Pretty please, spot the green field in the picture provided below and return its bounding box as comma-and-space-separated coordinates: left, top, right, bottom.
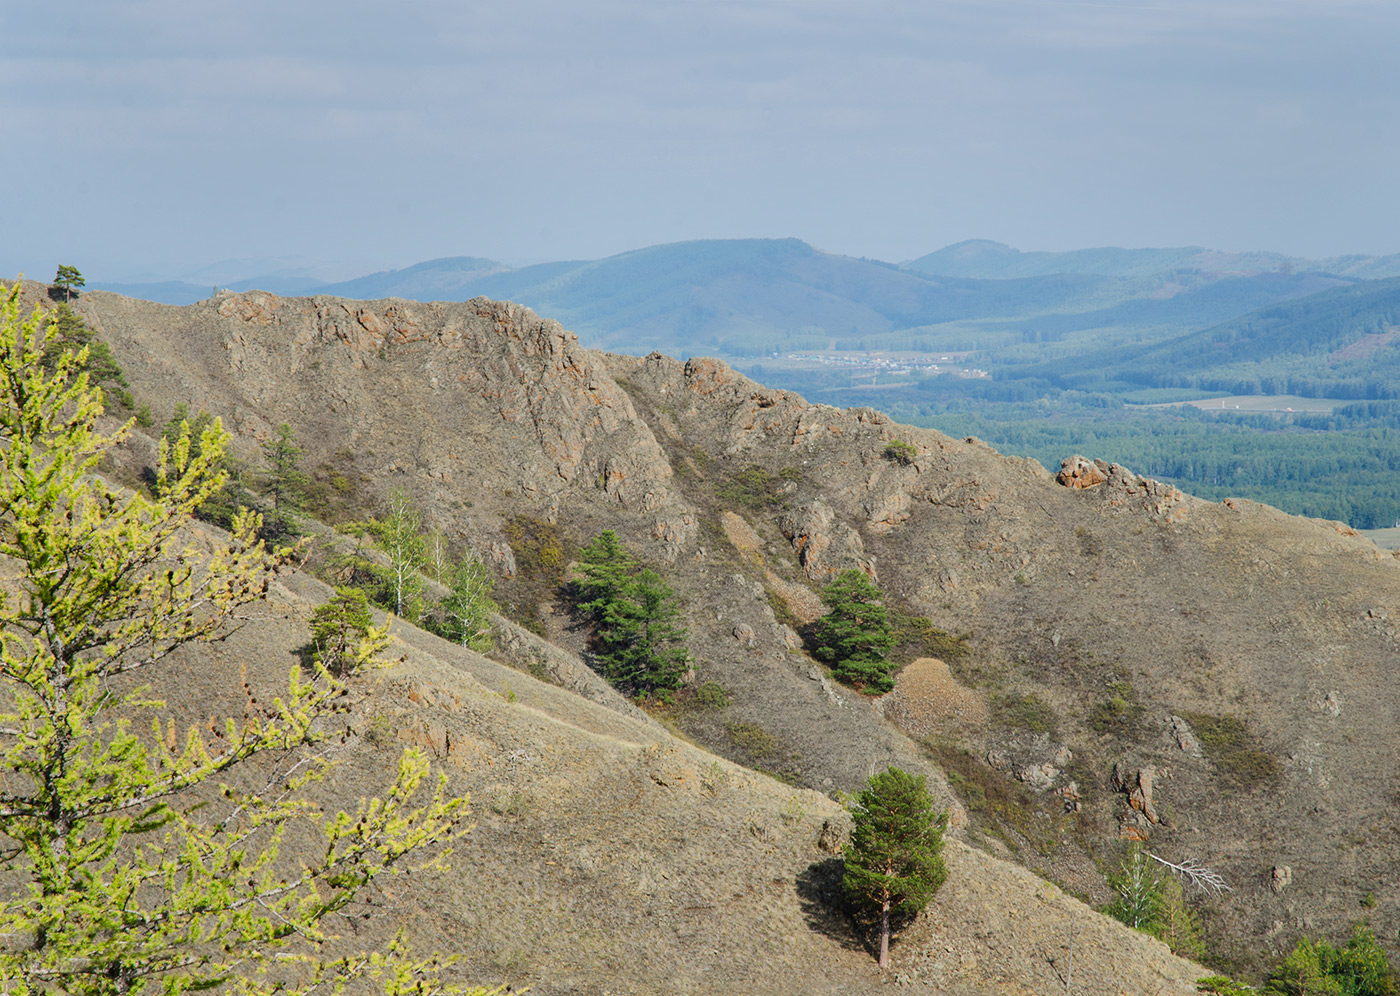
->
1149, 395, 1345, 414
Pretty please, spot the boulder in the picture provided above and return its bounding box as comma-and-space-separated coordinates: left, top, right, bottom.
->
1057, 455, 1109, 489
778, 499, 872, 580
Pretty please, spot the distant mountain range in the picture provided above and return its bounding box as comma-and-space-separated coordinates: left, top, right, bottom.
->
904, 238, 1400, 281
90, 237, 1400, 373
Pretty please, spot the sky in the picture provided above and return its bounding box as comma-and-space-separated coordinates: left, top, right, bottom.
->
4, 0, 1399, 283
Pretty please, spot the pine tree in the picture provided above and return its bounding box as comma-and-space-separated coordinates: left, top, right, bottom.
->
814, 569, 896, 692
842, 766, 948, 969
51, 263, 84, 302
40, 303, 127, 402
309, 585, 379, 676
0, 282, 484, 995
575, 529, 638, 621
572, 531, 690, 699
259, 422, 308, 541
601, 568, 691, 695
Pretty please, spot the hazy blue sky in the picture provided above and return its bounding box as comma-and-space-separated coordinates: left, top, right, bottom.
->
5, 0, 1398, 282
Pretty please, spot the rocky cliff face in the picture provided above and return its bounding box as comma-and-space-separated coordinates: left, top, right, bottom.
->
81, 289, 696, 557
51, 282, 1400, 979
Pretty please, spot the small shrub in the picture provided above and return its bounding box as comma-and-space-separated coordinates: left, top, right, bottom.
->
498, 513, 575, 631
779, 793, 806, 825
505, 514, 568, 578
1089, 682, 1147, 739
363, 713, 397, 748
695, 681, 732, 709
929, 742, 1061, 856
489, 787, 529, 818
883, 439, 918, 466
766, 587, 803, 631
992, 691, 1060, 737
303, 448, 374, 524
715, 464, 793, 512
702, 760, 729, 796
308, 587, 383, 677
726, 721, 781, 761
890, 612, 969, 663
1180, 711, 1282, 789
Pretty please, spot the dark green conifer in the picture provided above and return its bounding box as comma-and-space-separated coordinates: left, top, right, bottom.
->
572, 531, 690, 699
814, 569, 895, 692
843, 766, 948, 969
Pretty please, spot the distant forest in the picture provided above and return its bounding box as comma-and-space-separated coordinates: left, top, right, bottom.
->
741, 363, 1400, 529
905, 407, 1400, 529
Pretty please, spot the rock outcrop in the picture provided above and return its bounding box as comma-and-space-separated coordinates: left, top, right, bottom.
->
1057, 455, 1109, 488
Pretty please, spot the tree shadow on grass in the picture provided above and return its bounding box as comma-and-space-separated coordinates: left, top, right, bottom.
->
796, 857, 869, 956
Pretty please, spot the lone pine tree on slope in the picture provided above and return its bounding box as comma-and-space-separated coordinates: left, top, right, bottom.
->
51, 263, 84, 302
843, 766, 948, 969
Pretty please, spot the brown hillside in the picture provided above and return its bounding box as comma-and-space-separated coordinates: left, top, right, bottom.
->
143, 544, 1209, 995
39, 281, 1400, 980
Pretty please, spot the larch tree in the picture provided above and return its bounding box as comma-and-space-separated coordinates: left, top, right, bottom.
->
433, 554, 497, 652
0, 282, 488, 996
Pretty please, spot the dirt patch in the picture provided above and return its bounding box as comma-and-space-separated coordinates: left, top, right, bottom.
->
1329, 326, 1400, 361
721, 509, 764, 564
883, 657, 988, 740
765, 568, 826, 624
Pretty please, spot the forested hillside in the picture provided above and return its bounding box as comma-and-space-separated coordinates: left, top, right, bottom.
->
1026, 276, 1400, 399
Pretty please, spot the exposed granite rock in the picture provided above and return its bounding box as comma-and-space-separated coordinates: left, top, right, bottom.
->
1170, 715, 1204, 757
778, 499, 873, 580
1057, 455, 1108, 489
1113, 763, 1160, 825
